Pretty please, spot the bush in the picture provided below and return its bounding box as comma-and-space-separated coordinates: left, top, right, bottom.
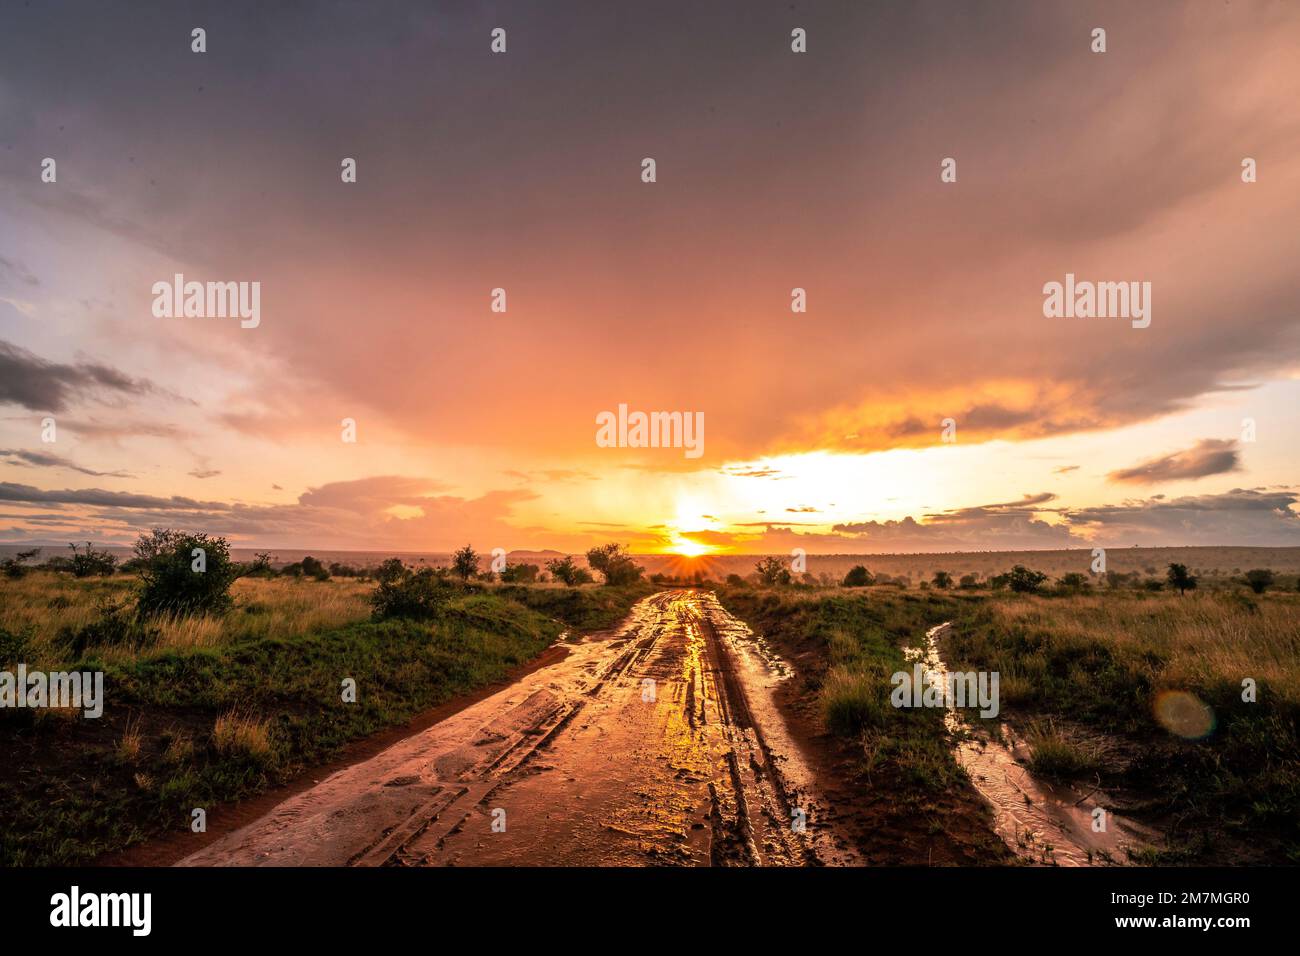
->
725, 573, 746, 588
59, 598, 161, 656
369, 566, 450, 621
755, 556, 792, 587
995, 565, 1048, 593
68, 542, 116, 578
585, 543, 644, 586
133, 530, 242, 617
1057, 572, 1090, 592
931, 570, 953, 590
301, 555, 330, 581
1244, 569, 1274, 594
1166, 563, 1197, 595
0, 627, 28, 666
452, 545, 480, 581
2, 548, 41, 579
842, 565, 874, 588
499, 562, 539, 583
546, 556, 592, 587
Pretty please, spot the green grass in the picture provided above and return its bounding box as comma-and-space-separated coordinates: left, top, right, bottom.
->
493, 582, 654, 633
945, 591, 1300, 860
0, 585, 648, 866
718, 587, 969, 794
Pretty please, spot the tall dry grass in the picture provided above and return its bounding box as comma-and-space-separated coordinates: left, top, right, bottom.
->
984, 591, 1300, 709
0, 572, 372, 664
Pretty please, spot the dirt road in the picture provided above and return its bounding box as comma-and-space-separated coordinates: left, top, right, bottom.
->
179, 590, 857, 867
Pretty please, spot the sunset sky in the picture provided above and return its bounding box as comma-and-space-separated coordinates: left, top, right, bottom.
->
2, 1, 1299, 555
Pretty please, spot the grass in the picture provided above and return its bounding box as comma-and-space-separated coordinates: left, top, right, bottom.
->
0, 572, 373, 666
718, 587, 970, 794
493, 582, 655, 632
0, 575, 650, 865
1022, 719, 1104, 780
945, 589, 1300, 860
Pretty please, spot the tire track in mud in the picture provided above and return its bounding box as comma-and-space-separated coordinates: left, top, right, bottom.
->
179, 590, 854, 867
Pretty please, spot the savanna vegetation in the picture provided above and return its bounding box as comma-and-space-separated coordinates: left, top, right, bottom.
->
717, 557, 1300, 864
0, 534, 650, 865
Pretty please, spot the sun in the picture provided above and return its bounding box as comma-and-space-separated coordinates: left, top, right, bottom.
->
670, 536, 714, 558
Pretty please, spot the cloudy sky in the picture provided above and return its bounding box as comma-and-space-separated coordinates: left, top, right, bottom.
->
2, 0, 1299, 554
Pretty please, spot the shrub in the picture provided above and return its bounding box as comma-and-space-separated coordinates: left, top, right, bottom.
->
242, 552, 277, 578
60, 598, 161, 656
1244, 569, 1275, 594
68, 542, 117, 578
133, 530, 242, 618
499, 562, 539, 583
585, 543, 644, 586
0, 627, 28, 667
546, 556, 592, 587
2, 548, 41, 579
369, 566, 449, 620
301, 555, 330, 581
755, 556, 792, 587
842, 565, 874, 588
1166, 563, 1197, 595
725, 573, 746, 588
996, 565, 1047, 593
451, 545, 480, 581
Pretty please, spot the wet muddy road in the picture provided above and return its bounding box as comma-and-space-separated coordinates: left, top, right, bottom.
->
181, 590, 856, 867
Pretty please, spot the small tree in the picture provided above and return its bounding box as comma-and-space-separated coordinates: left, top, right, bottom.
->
300, 555, 330, 581
243, 552, 276, 578
134, 530, 242, 617
1006, 565, 1048, 594
69, 542, 117, 578
546, 555, 592, 587
499, 562, 540, 584
1057, 572, 1089, 592
585, 543, 645, 586
451, 545, 480, 581
931, 570, 953, 590
1166, 563, 1197, 595
755, 556, 792, 587
842, 565, 874, 588
370, 566, 449, 620
1244, 568, 1274, 594
958, 573, 979, 589
2, 548, 40, 579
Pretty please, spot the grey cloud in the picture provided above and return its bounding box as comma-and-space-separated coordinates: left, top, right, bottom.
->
1108, 439, 1240, 485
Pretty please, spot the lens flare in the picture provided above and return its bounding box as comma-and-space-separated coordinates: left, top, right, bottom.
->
1152, 690, 1216, 740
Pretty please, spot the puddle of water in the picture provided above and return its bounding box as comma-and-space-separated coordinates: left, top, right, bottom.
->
916, 623, 1161, 866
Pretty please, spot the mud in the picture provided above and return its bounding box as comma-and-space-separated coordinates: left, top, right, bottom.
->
179, 590, 855, 867
920, 623, 1161, 866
